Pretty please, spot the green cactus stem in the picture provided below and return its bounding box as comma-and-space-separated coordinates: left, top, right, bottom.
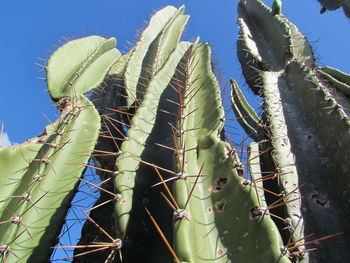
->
272, 0, 282, 15
114, 41, 192, 235
0, 96, 100, 262
169, 42, 289, 263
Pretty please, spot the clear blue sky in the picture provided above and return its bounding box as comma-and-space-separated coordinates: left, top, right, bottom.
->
1, 0, 349, 145
1, 0, 349, 261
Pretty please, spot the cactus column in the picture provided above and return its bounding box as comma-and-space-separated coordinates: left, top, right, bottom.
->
235, 0, 350, 261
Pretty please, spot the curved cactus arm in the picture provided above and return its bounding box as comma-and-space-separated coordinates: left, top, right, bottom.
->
237, 1, 350, 260
46, 36, 121, 101
236, 18, 265, 94
124, 5, 189, 108
317, 66, 350, 97
114, 42, 193, 234
238, 0, 314, 77
230, 79, 265, 141
0, 96, 100, 262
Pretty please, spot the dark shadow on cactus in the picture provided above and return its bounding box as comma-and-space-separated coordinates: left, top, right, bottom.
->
135, 35, 162, 102
73, 75, 124, 262
29, 186, 81, 262
117, 76, 180, 263
272, 74, 350, 262
257, 141, 290, 244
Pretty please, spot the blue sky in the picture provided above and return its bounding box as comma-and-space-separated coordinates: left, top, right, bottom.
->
1, 0, 349, 261
1, 0, 349, 145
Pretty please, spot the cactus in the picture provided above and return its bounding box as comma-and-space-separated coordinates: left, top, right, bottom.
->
123, 5, 189, 108
230, 79, 265, 141
1, 2, 347, 263
235, 0, 350, 261
114, 41, 192, 234
63, 5, 291, 262
317, 0, 350, 18
0, 96, 100, 262
272, 0, 282, 15
317, 66, 350, 97
47, 36, 121, 102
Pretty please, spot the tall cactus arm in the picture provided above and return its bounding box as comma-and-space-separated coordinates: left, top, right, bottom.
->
259, 71, 305, 256
171, 42, 289, 263
123, 5, 189, 108
111, 42, 193, 263
114, 42, 192, 234
46, 36, 121, 101
230, 79, 265, 141
238, 0, 314, 76
317, 66, 350, 97
0, 96, 100, 262
237, 0, 350, 261
172, 42, 226, 263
